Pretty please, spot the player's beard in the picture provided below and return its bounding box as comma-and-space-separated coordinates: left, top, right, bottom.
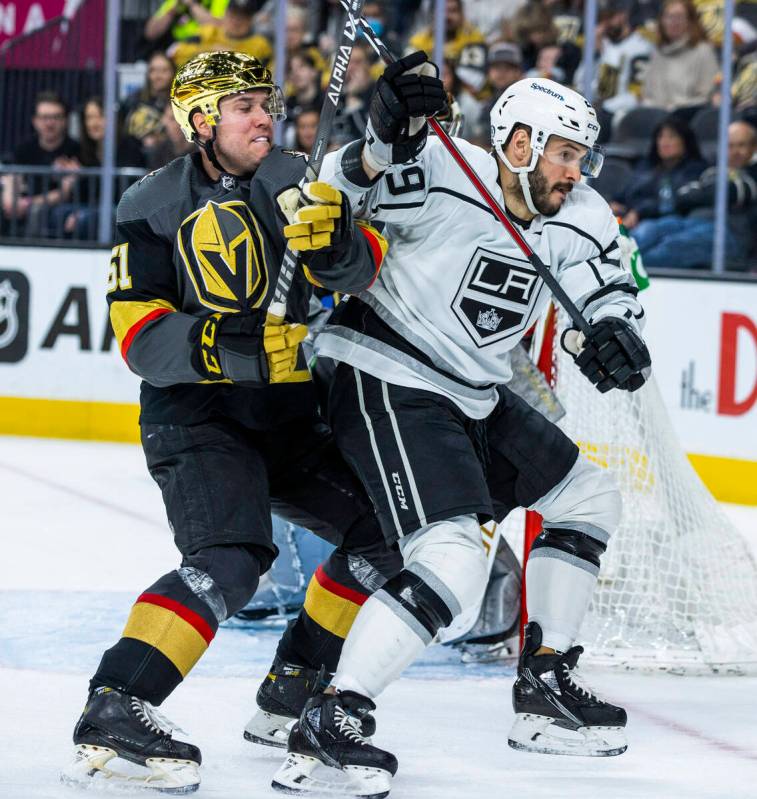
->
526, 162, 573, 217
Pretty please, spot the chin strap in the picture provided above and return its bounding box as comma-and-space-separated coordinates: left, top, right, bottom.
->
518, 171, 540, 216
193, 128, 248, 188
497, 146, 541, 217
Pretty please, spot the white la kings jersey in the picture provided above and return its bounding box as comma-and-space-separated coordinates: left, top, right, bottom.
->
316, 136, 645, 419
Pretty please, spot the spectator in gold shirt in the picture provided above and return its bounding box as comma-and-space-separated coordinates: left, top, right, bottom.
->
408, 0, 485, 61
170, 0, 272, 68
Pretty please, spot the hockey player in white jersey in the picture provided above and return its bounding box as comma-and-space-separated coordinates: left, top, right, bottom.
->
272, 53, 651, 796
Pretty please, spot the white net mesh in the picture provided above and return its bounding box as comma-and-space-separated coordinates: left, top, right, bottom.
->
515, 321, 757, 674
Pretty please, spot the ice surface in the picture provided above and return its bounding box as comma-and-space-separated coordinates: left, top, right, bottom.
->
2, 436, 757, 798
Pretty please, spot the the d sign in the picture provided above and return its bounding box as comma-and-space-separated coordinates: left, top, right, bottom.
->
718, 312, 757, 416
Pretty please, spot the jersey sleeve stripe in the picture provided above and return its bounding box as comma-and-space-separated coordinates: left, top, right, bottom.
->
357, 222, 388, 286
110, 299, 176, 361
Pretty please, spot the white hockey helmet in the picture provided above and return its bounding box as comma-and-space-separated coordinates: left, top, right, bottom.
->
490, 78, 603, 214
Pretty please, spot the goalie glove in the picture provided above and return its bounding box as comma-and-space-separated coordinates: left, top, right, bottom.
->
561, 317, 651, 394
363, 50, 448, 173
190, 312, 309, 385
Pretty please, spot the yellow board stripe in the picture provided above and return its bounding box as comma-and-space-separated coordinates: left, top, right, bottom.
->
0, 396, 755, 505
0, 396, 140, 442
687, 454, 757, 505
122, 601, 209, 678
303, 574, 362, 639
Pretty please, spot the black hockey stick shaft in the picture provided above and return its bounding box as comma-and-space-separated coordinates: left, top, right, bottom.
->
352, 13, 593, 338
267, 0, 367, 324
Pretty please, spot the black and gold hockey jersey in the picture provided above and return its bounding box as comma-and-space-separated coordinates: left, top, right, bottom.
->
107, 148, 386, 429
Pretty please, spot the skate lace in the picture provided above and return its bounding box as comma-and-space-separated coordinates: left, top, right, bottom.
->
334, 706, 368, 745
562, 664, 601, 701
130, 697, 186, 737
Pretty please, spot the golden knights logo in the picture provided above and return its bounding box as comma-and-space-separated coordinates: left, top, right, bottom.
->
452, 247, 543, 347
178, 200, 269, 312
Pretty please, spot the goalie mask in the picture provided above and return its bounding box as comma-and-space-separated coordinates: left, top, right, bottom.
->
171, 51, 286, 175
490, 78, 603, 215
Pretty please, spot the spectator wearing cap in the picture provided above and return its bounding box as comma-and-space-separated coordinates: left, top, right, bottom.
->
642, 0, 719, 115
632, 120, 757, 270
476, 43, 524, 140
170, 0, 272, 67
580, 0, 653, 119
1, 91, 80, 235
409, 0, 486, 62
145, 0, 229, 50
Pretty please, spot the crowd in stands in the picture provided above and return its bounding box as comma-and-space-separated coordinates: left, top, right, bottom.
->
1, 0, 756, 271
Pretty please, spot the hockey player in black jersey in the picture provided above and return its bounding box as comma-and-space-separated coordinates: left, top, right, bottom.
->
272, 54, 650, 796
61, 51, 403, 793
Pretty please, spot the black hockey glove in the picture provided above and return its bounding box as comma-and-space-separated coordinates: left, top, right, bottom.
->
190, 312, 308, 385
363, 50, 448, 173
562, 317, 651, 394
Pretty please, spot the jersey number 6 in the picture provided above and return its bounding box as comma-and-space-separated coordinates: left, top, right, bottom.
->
386, 166, 425, 196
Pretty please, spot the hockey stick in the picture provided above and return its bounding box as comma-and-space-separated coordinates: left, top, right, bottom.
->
347, 10, 594, 339
267, 0, 368, 324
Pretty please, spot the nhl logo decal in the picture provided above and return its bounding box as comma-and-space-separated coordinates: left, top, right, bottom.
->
452, 247, 543, 347
0, 270, 30, 363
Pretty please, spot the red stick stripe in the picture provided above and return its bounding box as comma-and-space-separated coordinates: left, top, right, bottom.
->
314, 565, 368, 606
136, 592, 215, 644
121, 308, 172, 361
358, 226, 384, 287
427, 118, 533, 256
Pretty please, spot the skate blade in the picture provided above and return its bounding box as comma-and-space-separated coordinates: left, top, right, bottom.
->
508, 713, 628, 757
244, 710, 296, 749
61, 744, 201, 793
272, 753, 392, 798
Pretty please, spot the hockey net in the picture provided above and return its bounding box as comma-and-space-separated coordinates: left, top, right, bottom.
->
506, 307, 757, 675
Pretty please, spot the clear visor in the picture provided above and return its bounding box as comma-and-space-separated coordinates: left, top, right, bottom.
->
542, 142, 604, 178
264, 86, 287, 122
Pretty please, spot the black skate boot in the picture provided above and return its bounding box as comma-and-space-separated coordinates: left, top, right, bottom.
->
61, 686, 201, 793
272, 691, 397, 798
245, 656, 375, 748
508, 622, 627, 757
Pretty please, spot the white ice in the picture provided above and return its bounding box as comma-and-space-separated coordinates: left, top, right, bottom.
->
2, 435, 757, 798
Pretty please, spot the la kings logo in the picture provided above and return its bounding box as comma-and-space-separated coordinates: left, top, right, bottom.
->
0, 270, 30, 363
452, 247, 542, 347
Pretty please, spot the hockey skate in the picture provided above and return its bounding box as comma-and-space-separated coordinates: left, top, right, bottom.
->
271, 691, 397, 798
508, 622, 628, 757
245, 656, 376, 748
61, 686, 201, 793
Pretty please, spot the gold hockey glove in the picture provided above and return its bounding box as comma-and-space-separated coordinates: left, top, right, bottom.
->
279, 182, 351, 253
263, 320, 310, 383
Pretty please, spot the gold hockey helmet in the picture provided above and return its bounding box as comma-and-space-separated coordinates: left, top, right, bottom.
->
171, 51, 286, 142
